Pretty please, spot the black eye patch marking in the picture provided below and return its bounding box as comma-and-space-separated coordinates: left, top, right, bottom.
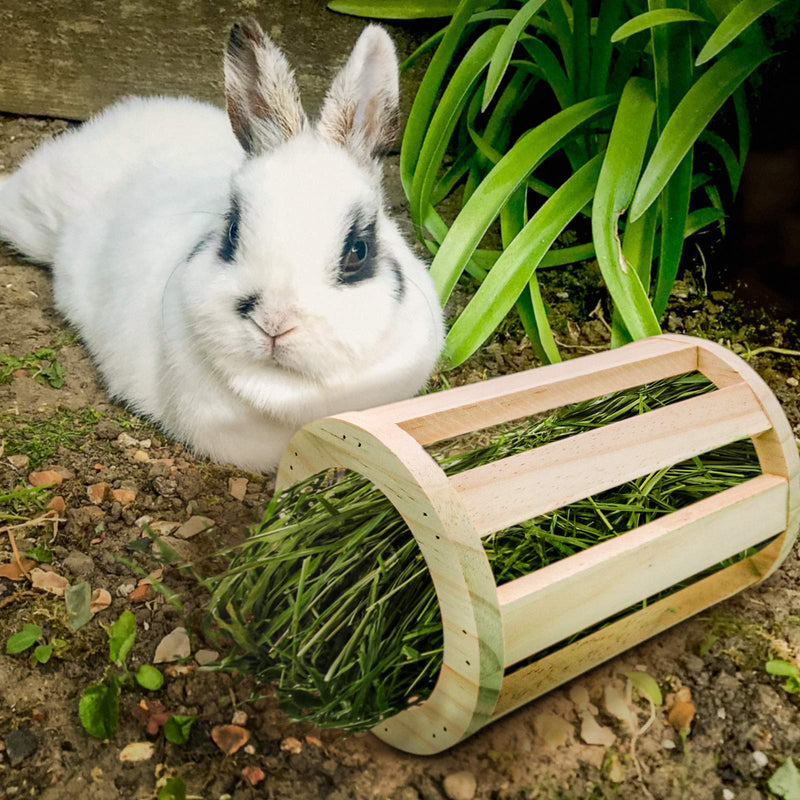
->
337, 213, 378, 285
187, 231, 213, 262
218, 197, 242, 263
235, 293, 259, 318
389, 258, 405, 301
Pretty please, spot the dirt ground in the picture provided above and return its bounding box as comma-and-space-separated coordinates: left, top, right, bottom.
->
2, 109, 800, 800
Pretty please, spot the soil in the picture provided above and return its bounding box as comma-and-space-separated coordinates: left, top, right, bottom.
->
2, 112, 800, 800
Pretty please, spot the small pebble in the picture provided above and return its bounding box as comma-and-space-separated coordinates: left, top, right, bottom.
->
722, 789, 735, 800
8, 453, 29, 469
116, 582, 136, 598
443, 771, 477, 800
195, 649, 219, 666
175, 515, 214, 539
787, 377, 798, 387
28, 470, 63, 487
112, 488, 137, 505
63, 550, 94, 578
231, 709, 248, 726
4, 728, 37, 767
662, 739, 676, 750
751, 750, 768, 769
87, 482, 110, 504
116, 432, 139, 448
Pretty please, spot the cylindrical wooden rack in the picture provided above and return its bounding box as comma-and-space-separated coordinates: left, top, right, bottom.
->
275, 334, 799, 755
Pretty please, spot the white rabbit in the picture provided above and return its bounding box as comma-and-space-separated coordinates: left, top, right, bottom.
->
0, 19, 444, 472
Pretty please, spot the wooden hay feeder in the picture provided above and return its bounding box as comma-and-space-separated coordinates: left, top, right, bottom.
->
275, 334, 799, 755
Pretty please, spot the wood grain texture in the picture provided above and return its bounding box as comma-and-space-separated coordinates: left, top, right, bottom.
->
273, 334, 799, 753
497, 474, 788, 667
0, 1, 428, 121
372, 336, 698, 445
492, 535, 785, 720
276, 415, 504, 756
451, 383, 770, 536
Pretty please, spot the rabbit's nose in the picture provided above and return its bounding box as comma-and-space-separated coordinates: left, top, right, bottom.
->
262, 311, 298, 339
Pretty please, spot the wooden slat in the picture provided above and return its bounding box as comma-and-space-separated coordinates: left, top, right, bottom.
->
450, 382, 770, 536
491, 534, 785, 719
497, 474, 788, 667
373, 336, 698, 445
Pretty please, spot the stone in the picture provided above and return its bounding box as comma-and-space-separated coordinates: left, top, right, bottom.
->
8, 453, 29, 469
133, 449, 150, 462
443, 771, 477, 800
228, 477, 248, 501
195, 649, 219, 666
752, 750, 768, 769
63, 550, 94, 578
112, 488, 137, 505
4, 728, 37, 767
154, 627, 191, 663
28, 469, 63, 487
95, 420, 123, 440
47, 495, 66, 513
175, 515, 214, 539
87, 482, 110, 504
116, 432, 139, 448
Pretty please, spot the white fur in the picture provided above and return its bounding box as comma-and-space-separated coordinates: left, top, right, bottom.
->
0, 25, 444, 472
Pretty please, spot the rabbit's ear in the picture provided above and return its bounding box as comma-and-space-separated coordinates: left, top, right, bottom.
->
224, 17, 307, 155
317, 25, 400, 162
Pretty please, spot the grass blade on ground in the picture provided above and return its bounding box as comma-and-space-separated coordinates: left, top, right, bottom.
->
630, 46, 772, 221
695, 0, 782, 65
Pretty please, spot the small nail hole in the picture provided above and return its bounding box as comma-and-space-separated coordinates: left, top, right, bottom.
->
289, 465, 293, 470
465, 660, 471, 666
294, 452, 298, 456
462, 629, 467, 635
342, 434, 347, 440
358, 442, 362, 447
435, 535, 440, 540
422, 512, 428, 517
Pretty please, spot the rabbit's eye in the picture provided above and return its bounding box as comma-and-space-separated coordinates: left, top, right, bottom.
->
338, 216, 377, 285
343, 240, 368, 271
218, 198, 241, 263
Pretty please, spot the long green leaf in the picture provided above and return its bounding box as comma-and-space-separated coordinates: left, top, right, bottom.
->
592, 77, 661, 340
444, 155, 603, 367
430, 93, 618, 304
611, 8, 707, 41
327, 0, 460, 18
545, 0, 574, 80
483, 0, 548, 110
520, 36, 573, 107
523, 276, 562, 363
695, 0, 782, 65
410, 26, 505, 226
699, 130, 742, 195
590, 0, 623, 96
400, 0, 486, 195
630, 46, 772, 221
401, 10, 519, 72
684, 206, 726, 236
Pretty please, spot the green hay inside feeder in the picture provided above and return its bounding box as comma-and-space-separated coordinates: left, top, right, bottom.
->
205, 374, 762, 732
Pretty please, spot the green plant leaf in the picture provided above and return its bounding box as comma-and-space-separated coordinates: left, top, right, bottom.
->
65, 581, 93, 631
327, 0, 459, 17
430, 93, 617, 304
109, 609, 136, 666
684, 206, 725, 237
769, 757, 800, 800
590, 0, 623, 96
766, 659, 800, 677
520, 36, 572, 107
443, 154, 602, 367
627, 671, 663, 705
33, 644, 53, 664
79, 680, 120, 740
611, 8, 707, 41
6, 623, 42, 654
695, 0, 782, 65
157, 777, 187, 800
700, 129, 743, 195
410, 25, 505, 226
25, 545, 53, 563
135, 664, 164, 691
483, 0, 548, 110
630, 46, 772, 221
164, 715, 195, 745
592, 77, 661, 339
401, 0, 488, 193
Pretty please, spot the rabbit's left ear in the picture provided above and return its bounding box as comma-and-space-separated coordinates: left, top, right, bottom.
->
317, 26, 400, 162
